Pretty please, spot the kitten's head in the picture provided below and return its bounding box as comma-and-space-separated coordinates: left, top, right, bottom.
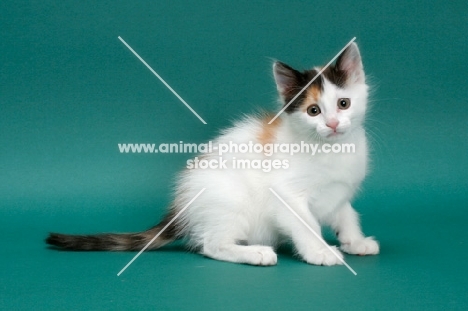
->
273, 42, 368, 141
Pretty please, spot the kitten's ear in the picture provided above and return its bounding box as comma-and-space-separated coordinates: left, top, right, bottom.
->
335, 42, 365, 84
273, 61, 301, 100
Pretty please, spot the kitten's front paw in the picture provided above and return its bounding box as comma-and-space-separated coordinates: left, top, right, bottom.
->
340, 237, 379, 255
246, 245, 278, 266
303, 246, 344, 266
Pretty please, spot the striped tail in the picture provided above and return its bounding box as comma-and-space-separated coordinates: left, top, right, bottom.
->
46, 213, 178, 251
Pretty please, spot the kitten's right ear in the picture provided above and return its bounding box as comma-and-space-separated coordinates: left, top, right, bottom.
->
273, 61, 300, 100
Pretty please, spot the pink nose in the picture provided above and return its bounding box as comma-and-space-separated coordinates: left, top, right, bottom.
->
326, 119, 339, 131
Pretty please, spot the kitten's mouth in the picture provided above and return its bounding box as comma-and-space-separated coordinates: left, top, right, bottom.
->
327, 131, 343, 138
324, 131, 348, 141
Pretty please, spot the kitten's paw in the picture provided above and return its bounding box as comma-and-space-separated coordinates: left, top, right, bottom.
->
340, 237, 379, 255
303, 246, 344, 266
246, 245, 278, 266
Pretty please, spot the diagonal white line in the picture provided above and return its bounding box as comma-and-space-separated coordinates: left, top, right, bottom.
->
269, 188, 357, 275
118, 36, 207, 125
268, 37, 356, 124
117, 188, 206, 276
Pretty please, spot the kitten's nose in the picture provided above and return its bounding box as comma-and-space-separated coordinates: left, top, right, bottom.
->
326, 119, 339, 131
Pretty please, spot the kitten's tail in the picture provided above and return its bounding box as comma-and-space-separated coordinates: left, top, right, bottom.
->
45, 212, 179, 251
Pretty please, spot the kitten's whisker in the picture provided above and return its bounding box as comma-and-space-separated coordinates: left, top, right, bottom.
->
367, 98, 401, 103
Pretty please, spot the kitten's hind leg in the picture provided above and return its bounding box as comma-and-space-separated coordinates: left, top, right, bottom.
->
330, 202, 379, 255
202, 241, 277, 266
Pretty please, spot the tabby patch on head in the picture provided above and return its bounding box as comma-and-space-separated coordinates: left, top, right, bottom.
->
273, 42, 368, 141
273, 42, 365, 114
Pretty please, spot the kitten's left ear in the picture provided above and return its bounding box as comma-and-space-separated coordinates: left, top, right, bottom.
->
336, 42, 365, 84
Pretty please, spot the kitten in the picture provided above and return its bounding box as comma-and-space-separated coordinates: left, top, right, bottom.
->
46, 42, 379, 266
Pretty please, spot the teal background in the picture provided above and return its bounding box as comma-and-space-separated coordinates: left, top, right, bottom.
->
1, 0, 467, 310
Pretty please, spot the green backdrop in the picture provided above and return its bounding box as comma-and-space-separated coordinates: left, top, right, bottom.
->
1, 0, 467, 310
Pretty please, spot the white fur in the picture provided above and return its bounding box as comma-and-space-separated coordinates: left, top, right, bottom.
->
172, 44, 379, 266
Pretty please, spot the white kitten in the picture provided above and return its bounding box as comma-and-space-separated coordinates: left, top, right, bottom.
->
47, 42, 379, 266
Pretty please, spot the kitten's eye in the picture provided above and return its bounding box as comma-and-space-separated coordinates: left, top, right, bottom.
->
338, 98, 351, 110
307, 104, 321, 116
